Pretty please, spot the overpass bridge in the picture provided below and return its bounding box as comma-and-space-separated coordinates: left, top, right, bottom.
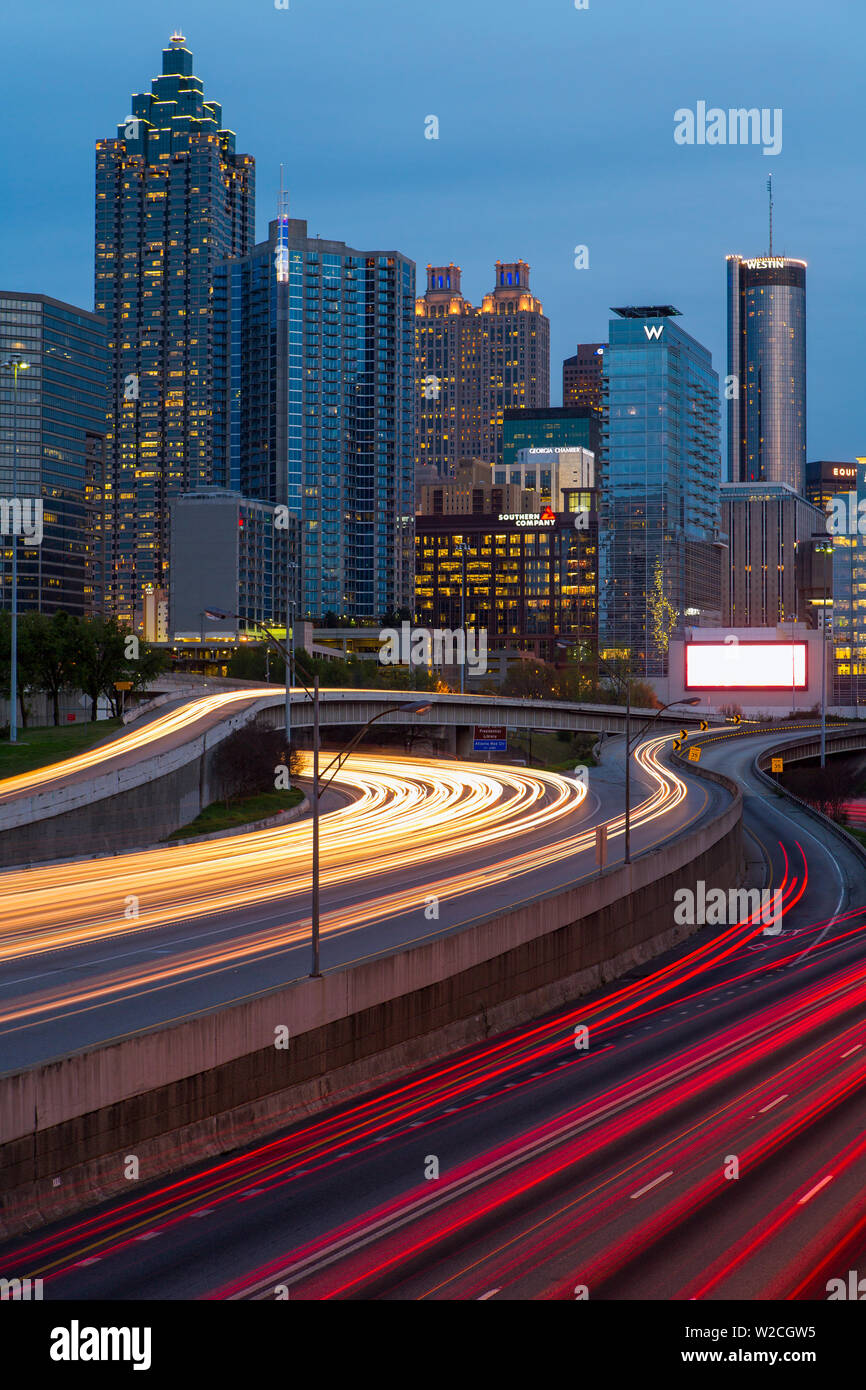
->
139, 679, 719, 741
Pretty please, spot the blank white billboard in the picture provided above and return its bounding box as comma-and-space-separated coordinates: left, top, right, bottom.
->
685, 642, 807, 690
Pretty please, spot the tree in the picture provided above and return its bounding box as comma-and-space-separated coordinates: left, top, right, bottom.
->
75, 617, 167, 720
25, 611, 81, 726
502, 660, 558, 700
648, 559, 678, 660
75, 616, 128, 722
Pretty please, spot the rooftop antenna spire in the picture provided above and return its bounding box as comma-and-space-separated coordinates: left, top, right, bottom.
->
276, 164, 290, 283
767, 174, 774, 255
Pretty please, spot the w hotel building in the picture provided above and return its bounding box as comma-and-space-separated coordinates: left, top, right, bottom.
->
415, 262, 549, 476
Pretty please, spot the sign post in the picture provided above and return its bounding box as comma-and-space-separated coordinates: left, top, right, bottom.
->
473, 724, 507, 754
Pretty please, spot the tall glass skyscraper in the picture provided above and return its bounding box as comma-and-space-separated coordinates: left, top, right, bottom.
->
95, 33, 254, 626
213, 218, 416, 623
600, 307, 722, 676
726, 255, 807, 491
0, 293, 108, 617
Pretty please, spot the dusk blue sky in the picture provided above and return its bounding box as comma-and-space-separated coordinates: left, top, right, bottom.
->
2, 0, 862, 463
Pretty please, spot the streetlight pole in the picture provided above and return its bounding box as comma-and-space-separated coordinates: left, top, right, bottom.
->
456, 541, 469, 695
2, 357, 29, 743
812, 535, 833, 767
311, 672, 320, 976
624, 671, 631, 864
285, 546, 294, 751
206, 600, 431, 978
556, 640, 698, 867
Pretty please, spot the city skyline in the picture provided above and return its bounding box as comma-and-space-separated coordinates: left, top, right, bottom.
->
1, 0, 862, 463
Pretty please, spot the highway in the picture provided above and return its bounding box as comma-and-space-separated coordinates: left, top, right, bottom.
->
0, 733, 720, 1069
2, 725, 865, 1300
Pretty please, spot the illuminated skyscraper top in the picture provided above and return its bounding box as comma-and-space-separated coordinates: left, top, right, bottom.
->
95, 34, 255, 623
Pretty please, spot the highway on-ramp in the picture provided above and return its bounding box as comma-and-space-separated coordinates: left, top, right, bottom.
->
0, 735, 722, 1070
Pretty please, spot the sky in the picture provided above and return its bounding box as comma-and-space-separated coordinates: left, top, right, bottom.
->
1, 0, 863, 462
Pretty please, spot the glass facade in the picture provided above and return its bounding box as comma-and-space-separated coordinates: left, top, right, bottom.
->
0, 294, 108, 617
727, 255, 807, 492
501, 406, 597, 471
95, 33, 254, 626
600, 308, 721, 676
214, 219, 415, 623
828, 458, 866, 708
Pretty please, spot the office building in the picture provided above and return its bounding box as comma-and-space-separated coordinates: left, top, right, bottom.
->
600, 306, 722, 676
169, 488, 291, 639
0, 293, 108, 618
720, 481, 826, 628
805, 459, 857, 516
563, 343, 605, 416
502, 404, 598, 472
418, 459, 537, 516
415, 261, 549, 475
415, 502, 597, 663
95, 33, 255, 627
495, 444, 594, 511
214, 217, 415, 623
726, 254, 807, 491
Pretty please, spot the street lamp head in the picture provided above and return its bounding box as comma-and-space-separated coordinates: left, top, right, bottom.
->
680, 697, 701, 706
399, 701, 432, 715
203, 607, 233, 621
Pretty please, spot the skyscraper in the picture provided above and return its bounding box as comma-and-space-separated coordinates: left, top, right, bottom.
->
416, 261, 549, 475
726, 254, 807, 491
562, 343, 605, 416
95, 33, 254, 626
600, 306, 722, 675
214, 218, 416, 623
0, 293, 108, 618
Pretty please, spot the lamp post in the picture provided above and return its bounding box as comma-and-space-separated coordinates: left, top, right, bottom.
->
204, 605, 430, 976
811, 535, 834, 768
455, 540, 470, 695
556, 640, 698, 865
1, 357, 30, 743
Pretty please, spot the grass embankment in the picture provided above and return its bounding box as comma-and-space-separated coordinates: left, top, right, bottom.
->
166, 788, 304, 841
507, 730, 598, 773
0, 719, 123, 779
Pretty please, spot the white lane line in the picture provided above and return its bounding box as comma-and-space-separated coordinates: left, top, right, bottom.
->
134, 1232, 159, 1241
842, 1045, 862, 1058
758, 1094, 788, 1114
798, 1175, 834, 1206
191, 1208, 215, 1218
76, 1257, 101, 1266
630, 1171, 674, 1200
478, 1288, 501, 1301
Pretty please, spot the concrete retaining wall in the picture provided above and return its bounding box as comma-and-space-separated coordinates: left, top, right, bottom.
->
0, 778, 742, 1236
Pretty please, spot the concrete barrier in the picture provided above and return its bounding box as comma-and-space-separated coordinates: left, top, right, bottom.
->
0, 768, 742, 1237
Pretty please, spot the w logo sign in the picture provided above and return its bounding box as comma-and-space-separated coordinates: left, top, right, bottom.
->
644, 324, 664, 340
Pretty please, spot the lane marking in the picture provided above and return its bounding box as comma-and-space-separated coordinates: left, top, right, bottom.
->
798, 1175, 834, 1205
758, 1094, 787, 1113
630, 1171, 674, 1200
